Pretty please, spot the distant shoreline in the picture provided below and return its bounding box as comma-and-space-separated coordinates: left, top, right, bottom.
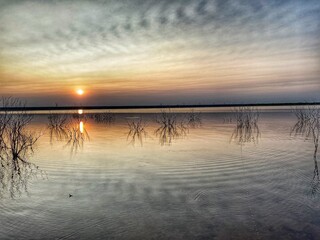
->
0, 102, 319, 112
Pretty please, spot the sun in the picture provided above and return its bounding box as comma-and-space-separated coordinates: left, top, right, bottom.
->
76, 89, 84, 95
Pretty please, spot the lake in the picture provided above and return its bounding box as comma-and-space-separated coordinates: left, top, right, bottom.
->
0, 107, 319, 239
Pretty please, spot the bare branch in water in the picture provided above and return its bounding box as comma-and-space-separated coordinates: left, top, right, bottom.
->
47, 112, 90, 155
291, 107, 320, 196
155, 109, 189, 146
291, 107, 320, 143
127, 118, 147, 147
0, 97, 45, 198
230, 107, 260, 145
65, 118, 90, 156
47, 113, 70, 143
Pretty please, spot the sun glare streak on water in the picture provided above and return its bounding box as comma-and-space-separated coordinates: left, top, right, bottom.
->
79, 121, 84, 134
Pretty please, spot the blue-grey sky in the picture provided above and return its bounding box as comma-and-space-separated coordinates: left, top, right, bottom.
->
0, 0, 319, 106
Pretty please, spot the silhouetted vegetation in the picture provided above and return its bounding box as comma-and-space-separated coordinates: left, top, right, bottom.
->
230, 107, 260, 144
0, 97, 45, 198
0, 99, 11, 160
48, 114, 70, 143
291, 107, 320, 141
47, 112, 90, 155
127, 118, 147, 146
155, 110, 188, 146
291, 107, 320, 196
65, 119, 90, 156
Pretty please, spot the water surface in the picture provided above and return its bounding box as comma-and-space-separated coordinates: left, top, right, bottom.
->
0, 108, 319, 239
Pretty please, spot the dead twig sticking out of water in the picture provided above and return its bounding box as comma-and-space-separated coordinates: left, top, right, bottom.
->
291, 107, 320, 196
127, 118, 147, 146
0, 97, 45, 198
230, 107, 260, 144
155, 110, 188, 146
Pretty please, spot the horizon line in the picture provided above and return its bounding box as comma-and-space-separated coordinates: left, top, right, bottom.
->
1, 101, 320, 111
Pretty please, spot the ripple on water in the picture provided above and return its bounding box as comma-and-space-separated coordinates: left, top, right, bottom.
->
1, 112, 320, 239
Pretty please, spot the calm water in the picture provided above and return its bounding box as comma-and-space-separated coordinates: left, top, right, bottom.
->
0, 108, 319, 239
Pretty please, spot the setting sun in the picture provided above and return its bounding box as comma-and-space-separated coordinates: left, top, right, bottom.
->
76, 89, 84, 95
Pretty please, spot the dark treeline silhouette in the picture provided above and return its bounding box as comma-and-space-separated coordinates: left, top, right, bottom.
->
1, 102, 319, 112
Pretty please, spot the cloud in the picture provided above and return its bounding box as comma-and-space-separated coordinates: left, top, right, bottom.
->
0, 0, 319, 105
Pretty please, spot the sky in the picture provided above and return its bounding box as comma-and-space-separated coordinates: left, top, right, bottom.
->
0, 0, 319, 106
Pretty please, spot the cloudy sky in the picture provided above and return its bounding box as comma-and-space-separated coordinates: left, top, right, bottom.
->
0, 0, 319, 106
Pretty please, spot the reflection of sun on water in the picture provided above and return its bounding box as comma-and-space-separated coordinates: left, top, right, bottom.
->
79, 121, 84, 134
77, 109, 84, 133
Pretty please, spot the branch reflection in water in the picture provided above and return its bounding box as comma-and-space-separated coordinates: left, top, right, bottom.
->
47, 112, 90, 155
230, 107, 260, 145
291, 107, 320, 196
48, 114, 70, 143
66, 119, 90, 156
0, 98, 45, 198
155, 110, 189, 146
127, 117, 147, 147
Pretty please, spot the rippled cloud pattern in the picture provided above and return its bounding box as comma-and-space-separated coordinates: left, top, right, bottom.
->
0, 0, 319, 105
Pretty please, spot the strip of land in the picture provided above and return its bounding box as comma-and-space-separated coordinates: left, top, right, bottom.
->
0, 102, 319, 112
